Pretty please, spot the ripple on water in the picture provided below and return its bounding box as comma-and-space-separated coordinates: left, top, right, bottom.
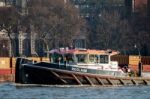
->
0, 83, 150, 99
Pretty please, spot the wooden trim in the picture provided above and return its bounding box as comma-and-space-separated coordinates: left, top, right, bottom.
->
131, 79, 137, 85
50, 71, 67, 84
96, 77, 104, 86
143, 80, 149, 85
106, 78, 114, 85
84, 76, 94, 86
72, 74, 82, 85
119, 79, 126, 85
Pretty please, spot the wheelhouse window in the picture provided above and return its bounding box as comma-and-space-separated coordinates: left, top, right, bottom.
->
76, 54, 87, 63
50, 53, 63, 63
89, 54, 99, 63
50, 53, 75, 64
65, 54, 74, 64
99, 55, 109, 64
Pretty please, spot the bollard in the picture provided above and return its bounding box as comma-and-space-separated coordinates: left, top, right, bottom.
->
138, 62, 143, 77
15, 58, 22, 83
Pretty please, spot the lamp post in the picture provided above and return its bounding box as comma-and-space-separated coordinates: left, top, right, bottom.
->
134, 44, 142, 77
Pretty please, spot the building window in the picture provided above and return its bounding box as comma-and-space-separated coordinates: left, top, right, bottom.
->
5, 0, 16, 5
75, 5, 79, 8
73, 39, 86, 48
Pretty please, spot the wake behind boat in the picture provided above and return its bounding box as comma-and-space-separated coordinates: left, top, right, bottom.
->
15, 48, 150, 86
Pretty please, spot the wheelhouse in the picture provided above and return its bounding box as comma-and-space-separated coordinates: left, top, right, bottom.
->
49, 48, 119, 65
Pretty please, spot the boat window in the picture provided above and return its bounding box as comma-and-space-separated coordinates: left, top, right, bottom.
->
51, 53, 63, 63
89, 54, 99, 63
65, 54, 74, 64
99, 55, 108, 64
76, 54, 87, 63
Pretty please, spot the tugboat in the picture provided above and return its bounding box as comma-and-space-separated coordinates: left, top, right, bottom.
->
15, 48, 150, 86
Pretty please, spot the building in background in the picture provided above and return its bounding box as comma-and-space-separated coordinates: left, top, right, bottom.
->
0, 0, 16, 7
0, 30, 10, 57
67, 0, 150, 20
0, 0, 150, 57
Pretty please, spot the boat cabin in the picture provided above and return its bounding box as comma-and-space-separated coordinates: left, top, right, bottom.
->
49, 48, 120, 71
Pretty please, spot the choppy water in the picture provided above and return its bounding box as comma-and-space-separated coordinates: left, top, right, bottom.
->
0, 83, 150, 99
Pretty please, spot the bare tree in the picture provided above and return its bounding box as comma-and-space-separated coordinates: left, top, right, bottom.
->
25, 0, 87, 56
0, 7, 19, 57
95, 10, 133, 53
131, 4, 150, 55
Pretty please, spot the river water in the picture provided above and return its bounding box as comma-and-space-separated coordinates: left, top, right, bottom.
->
0, 83, 150, 99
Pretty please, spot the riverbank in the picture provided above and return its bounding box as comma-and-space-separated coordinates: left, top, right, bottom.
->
0, 74, 15, 83
0, 68, 15, 83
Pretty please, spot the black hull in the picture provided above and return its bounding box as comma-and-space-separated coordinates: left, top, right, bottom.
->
15, 58, 150, 86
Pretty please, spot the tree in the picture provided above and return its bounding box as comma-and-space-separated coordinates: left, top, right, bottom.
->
93, 10, 133, 54
131, 4, 150, 55
0, 7, 19, 57
25, 0, 87, 56
80, 0, 128, 50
